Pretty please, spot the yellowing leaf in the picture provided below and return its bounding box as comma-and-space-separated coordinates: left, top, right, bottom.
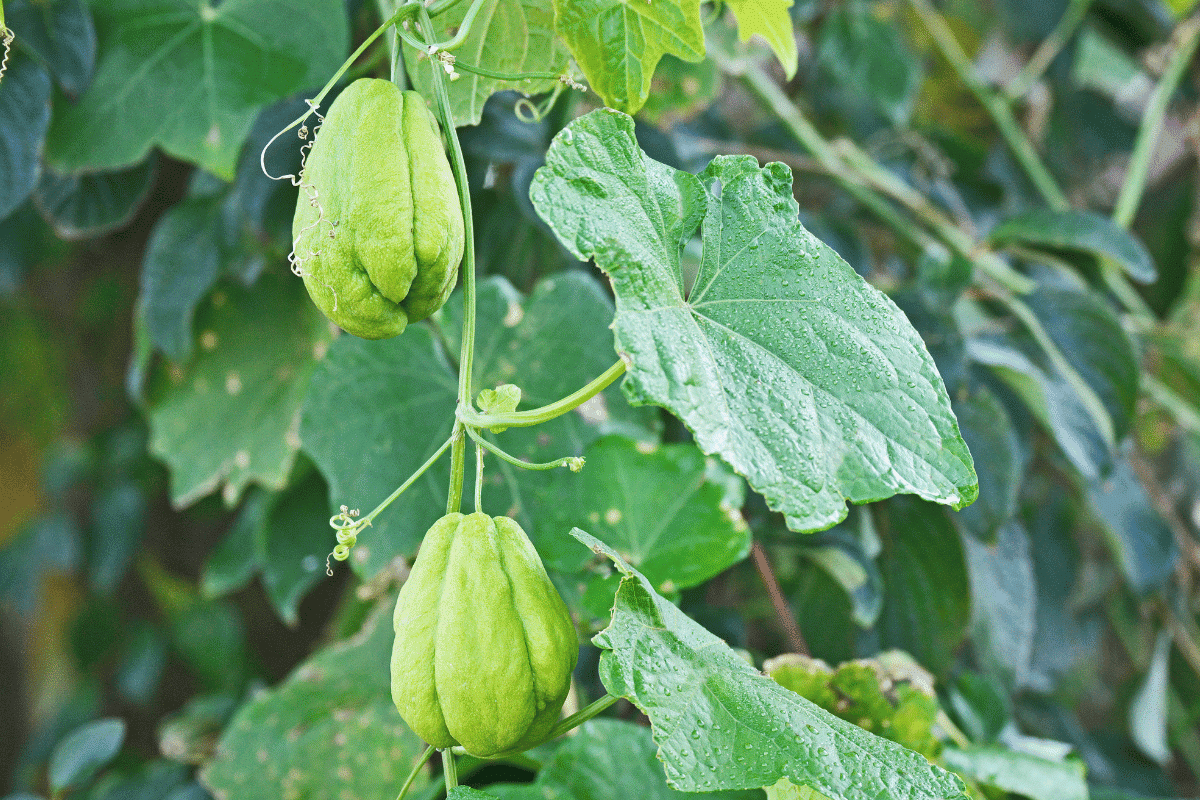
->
725, 0, 797, 78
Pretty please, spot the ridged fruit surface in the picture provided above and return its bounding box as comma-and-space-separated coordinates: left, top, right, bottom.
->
291, 78, 464, 339
391, 512, 578, 756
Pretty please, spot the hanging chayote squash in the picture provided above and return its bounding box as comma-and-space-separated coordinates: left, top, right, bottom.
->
291, 78, 464, 339
390, 512, 578, 757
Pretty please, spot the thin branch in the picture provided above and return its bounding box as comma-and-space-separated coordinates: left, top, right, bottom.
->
1113, 15, 1200, 228
751, 540, 810, 656
1005, 0, 1094, 101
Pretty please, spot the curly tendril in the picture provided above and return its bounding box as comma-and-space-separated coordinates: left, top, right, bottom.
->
0, 28, 13, 85
325, 505, 368, 575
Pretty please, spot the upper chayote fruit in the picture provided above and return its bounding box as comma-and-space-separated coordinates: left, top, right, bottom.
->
292, 79, 464, 339
391, 512, 578, 756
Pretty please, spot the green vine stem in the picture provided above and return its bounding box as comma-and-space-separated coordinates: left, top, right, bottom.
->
1112, 15, 1200, 229
906, 0, 1070, 212
457, 359, 626, 430
466, 425, 584, 471
395, 745, 435, 800
1004, 0, 1093, 101
411, 4, 479, 515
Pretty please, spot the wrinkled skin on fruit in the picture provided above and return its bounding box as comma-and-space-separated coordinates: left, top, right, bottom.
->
391, 512, 578, 756
292, 78, 464, 339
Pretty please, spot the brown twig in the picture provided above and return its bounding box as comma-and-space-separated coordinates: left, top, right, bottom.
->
751, 540, 810, 656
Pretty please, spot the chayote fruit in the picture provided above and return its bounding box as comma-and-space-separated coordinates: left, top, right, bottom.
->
391, 512, 578, 756
292, 78, 464, 339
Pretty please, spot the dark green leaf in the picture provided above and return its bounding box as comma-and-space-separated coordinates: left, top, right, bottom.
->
793, 517, 883, 629
169, 600, 247, 692
952, 387, 1023, 541
200, 607, 432, 800
201, 488, 269, 599
136, 199, 224, 363
961, 521, 1036, 688
941, 746, 1087, 800
259, 470, 332, 625
1086, 456, 1178, 595
114, 624, 167, 706
146, 275, 332, 508
817, 2, 922, 125
87, 481, 147, 594
0, 55, 51, 218
989, 209, 1156, 283
48, 718, 125, 793
43, 0, 348, 178
573, 527, 970, 799
34, 157, 156, 239
531, 110, 976, 535
5, 0, 94, 95
876, 497, 969, 677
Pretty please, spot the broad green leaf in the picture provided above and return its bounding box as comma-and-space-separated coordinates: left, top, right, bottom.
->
952, 387, 1023, 541
816, 2, 922, 125
34, 157, 157, 239
400, 0, 569, 127
4, 0, 95, 95
258, 470, 333, 625
960, 521, 1036, 688
43, 0, 347, 178
1024, 287, 1138, 443
641, 54, 722, 123
534, 435, 750, 594
301, 273, 653, 579
724, 0, 797, 79
989, 209, 1156, 283
136, 199, 224, 363
765, 651, 941, 759
766, 779, 834, 800
146, 275, 333, 508
572, 527, 970, 799
553, 0, 704, 114
200, 607, 433, 800
0, 55, 50, 219
1087, 457, 1178, 595
201, 487, 269, 599
48, 718, 125, 792
530, 110, 976, 535
969, 332, 1111, 480
941, 746, 1087, 800
875, 497, 969, 677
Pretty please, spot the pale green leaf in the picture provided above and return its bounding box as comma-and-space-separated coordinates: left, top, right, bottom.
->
989, 209, 1156, 283
724, 0, 797, 79
401, 0, 569, 127
530, 110, 976, 535
553, 0, 704, 113
572, 527, 970, 799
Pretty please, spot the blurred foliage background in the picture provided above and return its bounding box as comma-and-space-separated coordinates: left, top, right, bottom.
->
4, 0, 1200, 797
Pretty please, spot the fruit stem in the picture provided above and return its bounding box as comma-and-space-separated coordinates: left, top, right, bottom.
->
442, 748, 459, 790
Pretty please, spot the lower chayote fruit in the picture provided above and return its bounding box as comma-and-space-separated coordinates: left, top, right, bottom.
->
391, 512, 578, 756
292, 78, 464, 339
